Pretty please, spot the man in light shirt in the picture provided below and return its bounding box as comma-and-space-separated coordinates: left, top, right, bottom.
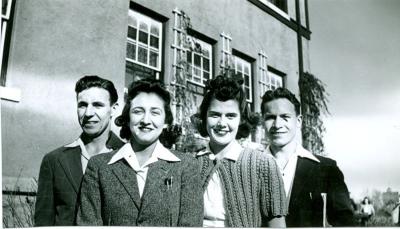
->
261, 87, 355, 227
34, 75, 124, 226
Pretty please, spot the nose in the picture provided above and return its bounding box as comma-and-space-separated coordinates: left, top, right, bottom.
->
141, 111, 151, 124
272, 116, 283, 128
217, 116, 228, 127
84, 105, 95, 117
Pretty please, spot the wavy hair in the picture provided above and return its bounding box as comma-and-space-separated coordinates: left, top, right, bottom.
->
261, 87, 301, 115
75, 75, 118, 105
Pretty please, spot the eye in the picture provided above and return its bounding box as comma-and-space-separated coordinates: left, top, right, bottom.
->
131, 108, 144, 114
93, 102, 105, 108
226, 113, 238, 119
151, 109, 162, 116
78, 102, 87, 108
264, 114, 274, 121
208, 112, 220, 118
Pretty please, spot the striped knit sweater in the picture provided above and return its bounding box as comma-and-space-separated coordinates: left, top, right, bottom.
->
196, 147, 287, 227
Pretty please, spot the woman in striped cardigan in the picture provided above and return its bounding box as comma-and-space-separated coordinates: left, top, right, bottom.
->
193, 73, 287, 227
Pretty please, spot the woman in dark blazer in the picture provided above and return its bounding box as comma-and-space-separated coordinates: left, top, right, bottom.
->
76, 78, 203, 226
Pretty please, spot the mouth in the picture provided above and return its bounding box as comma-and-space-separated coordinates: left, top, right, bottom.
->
83, 121, 98, 126
270, 131, 286, 136
139, 126, 154, 132
213, 128, 230, 136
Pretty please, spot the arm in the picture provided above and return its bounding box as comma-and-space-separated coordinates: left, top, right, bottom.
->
34, 154, 55, 226
260, 153, 287, 227
177, 157, 203, 227
76, 157, 103, 226
326, 162, 355, 226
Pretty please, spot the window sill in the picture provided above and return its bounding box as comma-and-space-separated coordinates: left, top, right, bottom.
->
0, 86, 21, 102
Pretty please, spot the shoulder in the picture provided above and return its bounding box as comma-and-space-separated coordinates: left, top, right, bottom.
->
90, 149, 117, 165
241, 147, 276, 163
170, 150, 198, 165
315, 155, 338, 167
108, 132, 125, 149
42, 145, 79, 161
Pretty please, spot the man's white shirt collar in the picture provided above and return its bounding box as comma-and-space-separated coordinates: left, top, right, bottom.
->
266, 144, 320, 163
108, 140, 180, 167
197, 140, 243, 161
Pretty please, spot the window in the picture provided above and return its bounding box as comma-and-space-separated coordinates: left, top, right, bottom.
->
125, 9, 162, 85
186, 37, 212, 86
234, 56, 253, 103
258, 51, 284, 97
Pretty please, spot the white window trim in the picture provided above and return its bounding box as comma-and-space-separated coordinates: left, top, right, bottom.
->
234, 56, 253, 103
220, 32, 232, 69
126, 10, 163, 72
257, 0, 290, 20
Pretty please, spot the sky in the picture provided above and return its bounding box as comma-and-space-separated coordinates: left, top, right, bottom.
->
308, 0, 400, 201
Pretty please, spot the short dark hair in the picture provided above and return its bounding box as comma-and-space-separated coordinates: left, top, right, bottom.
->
115, 78, 173, 141
196, 73, 259, 139
261, 87, 301, 115
75, 75, 118, 105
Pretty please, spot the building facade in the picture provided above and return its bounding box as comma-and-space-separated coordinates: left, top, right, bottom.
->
1, 0, 312, 192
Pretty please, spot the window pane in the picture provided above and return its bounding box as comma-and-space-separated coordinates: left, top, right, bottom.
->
150, 35, 159, 49
203, 72, 210, 82
138, 46, 148, 64
237, 62, 243, 73
187, 51, 192, 63
128, 14, 137, 27
194, 67, 201, 77
203, 58, 210, 71
244, 74, 250, 86
203, 48, 210, 58
149, 51, 158, 68
245, 88, 250, 100
244, 65, 250, 75
126, 42, 136, 60
139, 30, 148, 44
128, 26, 137, 40
150, 24, 159, 36
139, 21, 148, 31
194, 53, 201, 67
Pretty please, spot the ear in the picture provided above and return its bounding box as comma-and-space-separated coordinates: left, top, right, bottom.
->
296, 114, 302, 128
111, 102, 119, 117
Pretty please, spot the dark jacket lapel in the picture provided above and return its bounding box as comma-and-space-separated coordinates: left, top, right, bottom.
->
58, 147, 83, 193
111, 160, 141, 209
289, 157, 318, 210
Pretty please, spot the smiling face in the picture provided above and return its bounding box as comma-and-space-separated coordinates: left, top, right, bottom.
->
129, 92, 167, 148
206, 98, 241, 153
77, 87, 116, 138
263, 98, 302, 151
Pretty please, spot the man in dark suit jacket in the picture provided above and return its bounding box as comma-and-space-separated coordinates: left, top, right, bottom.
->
34, 75, 124, 226
261, 88, 354, 227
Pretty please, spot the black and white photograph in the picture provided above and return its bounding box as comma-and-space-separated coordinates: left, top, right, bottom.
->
1, 0, 399, 227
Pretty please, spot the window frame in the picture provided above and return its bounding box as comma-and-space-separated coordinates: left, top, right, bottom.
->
233, 55, 253, 103
185, 36, 213, 87
126, 9, 163, 72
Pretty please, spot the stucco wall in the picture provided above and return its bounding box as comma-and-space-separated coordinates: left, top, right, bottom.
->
2, 0, 130, 183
